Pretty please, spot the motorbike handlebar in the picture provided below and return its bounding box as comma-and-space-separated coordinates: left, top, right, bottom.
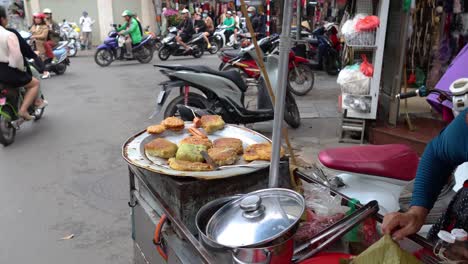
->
396, 90, 418, 99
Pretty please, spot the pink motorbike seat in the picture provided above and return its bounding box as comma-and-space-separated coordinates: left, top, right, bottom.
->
318, 144, 419, 181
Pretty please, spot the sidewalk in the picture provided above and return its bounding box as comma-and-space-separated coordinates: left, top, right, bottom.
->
248, 71, 343, 168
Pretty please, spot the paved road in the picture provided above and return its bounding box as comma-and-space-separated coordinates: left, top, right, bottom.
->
0, 53, 220, 264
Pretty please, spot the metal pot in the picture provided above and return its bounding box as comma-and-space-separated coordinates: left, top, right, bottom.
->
195, 195, 243, 252
205, 188, 305, 264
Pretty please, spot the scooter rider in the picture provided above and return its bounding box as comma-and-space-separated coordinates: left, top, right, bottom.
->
382, 108, 468, 242
117, 10, 142, 59
176, 9, 194, 52
0, 6, 39, 120
223, 11, 236, 44
247, 6, 266, 39
202, 10, 214, 49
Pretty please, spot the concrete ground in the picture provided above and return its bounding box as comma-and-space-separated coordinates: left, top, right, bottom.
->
0, 51, 340, 263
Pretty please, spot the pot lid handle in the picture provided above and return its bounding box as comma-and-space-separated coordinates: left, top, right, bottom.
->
240, 195, 264, 218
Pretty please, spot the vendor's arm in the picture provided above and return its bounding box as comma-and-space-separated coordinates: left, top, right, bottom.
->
383, 109, 468, 239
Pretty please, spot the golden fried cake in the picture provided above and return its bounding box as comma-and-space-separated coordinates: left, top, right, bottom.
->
208, 147, 238, 166
243, 143, 285, 161
180, 136, 213, 149
147, 124, 166, 135
162, 116, 185, 131
175, 143, 208, 162
168, 158, 213, 171
200, 115, 225, 134
213, 138, 243, 154
145, 138, 178, 159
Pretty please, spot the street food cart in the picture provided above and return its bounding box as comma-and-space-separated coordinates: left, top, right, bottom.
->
123, 0, 439, 262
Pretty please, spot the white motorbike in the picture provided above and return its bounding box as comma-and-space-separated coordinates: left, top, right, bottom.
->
213, 25, 242, 49
60, 22, 81, 57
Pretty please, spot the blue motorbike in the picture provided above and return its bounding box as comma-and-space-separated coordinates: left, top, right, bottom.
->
94, 24, 154, 67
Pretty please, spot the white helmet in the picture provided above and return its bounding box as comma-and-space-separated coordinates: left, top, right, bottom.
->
43, 8, 52, 14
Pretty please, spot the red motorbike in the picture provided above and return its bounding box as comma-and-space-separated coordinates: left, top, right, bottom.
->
218, 35, 315, 96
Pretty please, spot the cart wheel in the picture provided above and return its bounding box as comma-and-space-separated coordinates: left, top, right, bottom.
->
153, 214, 168, 261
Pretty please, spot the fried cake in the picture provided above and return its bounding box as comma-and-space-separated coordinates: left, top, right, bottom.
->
213, 138, 243, 154
200, 115, 225, 134
180, 136, 213, 149
175, 143, 208, 162
162, 116, 185, 131
243, 143, 285, 161
168, 158, 214, 171
147, 124, 166, 135
208, 147, 238, 166
145, 138, 178, 159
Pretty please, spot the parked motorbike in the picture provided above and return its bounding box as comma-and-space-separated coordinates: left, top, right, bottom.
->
94, 24, 154, 67
292, 24, 341, 75
0, 62, 47, 146
158, 27, 205, 60
152, 55, 301, 128
60, 21, 81, 57
21, 31, 70, 75
219, 35, 315, 96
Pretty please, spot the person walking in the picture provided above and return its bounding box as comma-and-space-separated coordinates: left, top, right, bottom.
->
79, 11, 94, 50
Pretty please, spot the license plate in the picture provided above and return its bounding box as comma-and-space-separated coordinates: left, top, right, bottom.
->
157, 91, 166, 104
0, 97, 6, 106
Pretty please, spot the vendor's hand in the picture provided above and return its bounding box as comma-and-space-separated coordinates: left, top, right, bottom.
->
382, 206, 428, 240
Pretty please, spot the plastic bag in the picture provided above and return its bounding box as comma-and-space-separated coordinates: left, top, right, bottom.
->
337, 64, 371, 95
360, 55, 374, 77
294, 182, 349, 243
355, 15, 380, 32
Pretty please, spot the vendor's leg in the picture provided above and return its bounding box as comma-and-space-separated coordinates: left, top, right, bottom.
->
19, 77, 39, 120
87, 32, 92, 49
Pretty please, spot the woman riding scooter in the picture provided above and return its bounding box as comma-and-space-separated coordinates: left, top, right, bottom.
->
0, 6, 39, 120
30, 13, 51, 79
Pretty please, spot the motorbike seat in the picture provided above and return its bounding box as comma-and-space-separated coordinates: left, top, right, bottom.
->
222, 49, 241, 58
155, 64, 248, 92
318, 144, 418, 181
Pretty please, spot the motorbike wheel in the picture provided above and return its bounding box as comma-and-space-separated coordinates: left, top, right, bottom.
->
34, 95, 46, 121
54, 63, 67, 75
284, 91, 301, 128
288, 64, 315, 96
95, 49, 113, 67
164, 93, 210, 120
209, 41, 219, 54
0, 107, 16, 147
158, 47, 171, 61
192, 45, 204, 58
136, 46, 153, 64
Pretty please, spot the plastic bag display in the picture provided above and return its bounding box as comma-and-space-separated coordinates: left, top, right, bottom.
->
342, 14, 376, 46
355, 16, 380, 32
294, 182, 349, 243
337, 64, 371, 95
360, 55, 374, 77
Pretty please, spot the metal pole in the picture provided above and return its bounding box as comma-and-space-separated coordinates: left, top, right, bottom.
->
296, 0, 301, 42
269, 0, 293, 188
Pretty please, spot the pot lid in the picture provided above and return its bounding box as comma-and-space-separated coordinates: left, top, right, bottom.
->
206, 188, 305, 248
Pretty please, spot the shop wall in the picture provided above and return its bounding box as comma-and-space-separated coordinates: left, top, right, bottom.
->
112, 0, 142, 25
37, 0, 101, 44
